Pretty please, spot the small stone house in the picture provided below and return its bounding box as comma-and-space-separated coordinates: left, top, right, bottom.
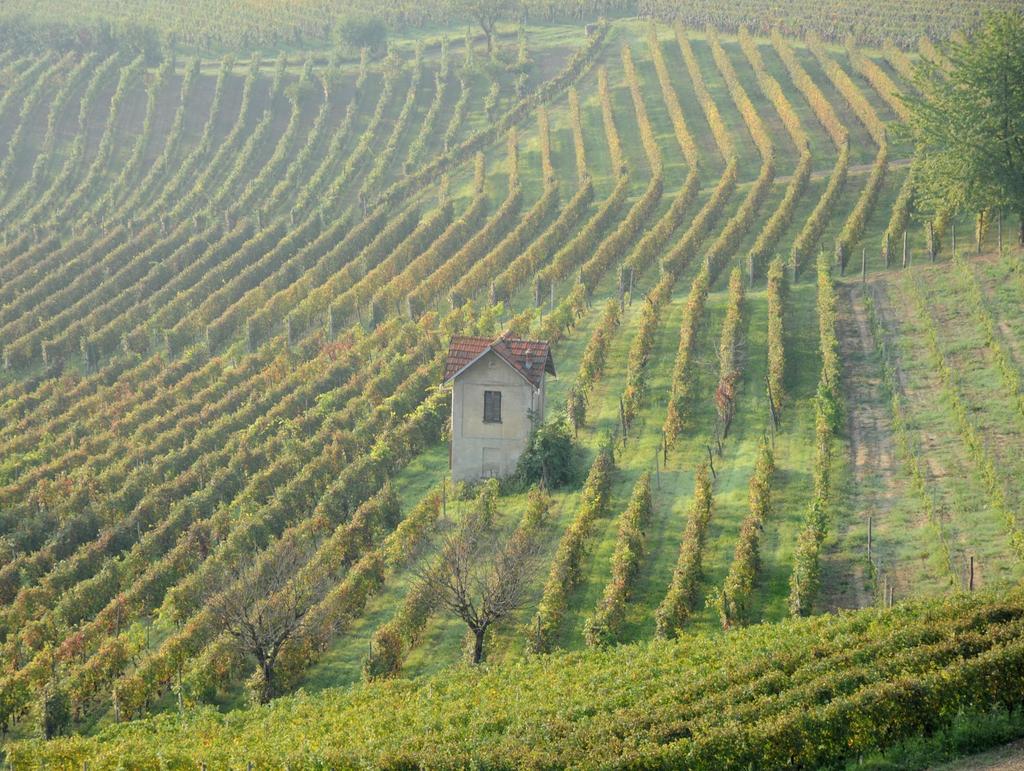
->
443, 334, 556, 482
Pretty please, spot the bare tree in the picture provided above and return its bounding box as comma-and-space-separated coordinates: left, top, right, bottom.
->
453, 0, 522, 54
420, 524, 540, 664
210, 538, 322, 703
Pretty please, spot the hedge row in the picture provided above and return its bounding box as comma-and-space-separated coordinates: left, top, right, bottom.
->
713, 438, 774, 628
738, 27, 812, 273
676, 22, 735, 159
584, 472, 653, 646
714, 269, 746, 436
663, 263, 711, 446
788, 252, 841, 615
766, 258, 786, 415
808, 35, 889, 268
532, 445, 615, 652
646, 22, 699, 167
655, 463, 714, 637
772, 30, 848, 147
567, 300, 621, 433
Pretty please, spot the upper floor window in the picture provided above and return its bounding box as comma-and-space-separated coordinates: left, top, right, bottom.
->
483, 390, 502, 423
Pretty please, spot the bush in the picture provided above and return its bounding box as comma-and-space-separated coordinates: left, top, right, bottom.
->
334, 12, 387, 54
35, 679, 70, 739
513, 417, 577, 489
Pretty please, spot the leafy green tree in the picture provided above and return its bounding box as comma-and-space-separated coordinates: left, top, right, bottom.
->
335, 12, 388, 54
908, 13, 1024, 244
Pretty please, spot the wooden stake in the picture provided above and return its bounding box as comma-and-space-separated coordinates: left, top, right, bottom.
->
902, 230, 909, 269
888, 584, 894, 608
868, 515, 873, 565
619, 396, 627, 442
951, 221, 956, 257
765, 374, 779, 429
628, 268, 634, 306
861, 247, 866, 283
969, 555, 975, 592
882, 575, 888, 607
655, 449, 661, 489
999, 209, 1004, 254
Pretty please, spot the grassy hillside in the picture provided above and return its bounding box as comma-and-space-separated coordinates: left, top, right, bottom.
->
0, 11, 1023, 761
11, 589, 1024, 767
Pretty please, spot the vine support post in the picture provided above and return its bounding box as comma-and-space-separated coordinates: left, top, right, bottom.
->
765, 374, 779, 430
951, 221, 956, 258
969, 555, 975, 592
654, 448, 661, 490
868, 515, 873, 566
861, 247, 866, 284
998, 209, 1003, 254
619, 396, 627, 443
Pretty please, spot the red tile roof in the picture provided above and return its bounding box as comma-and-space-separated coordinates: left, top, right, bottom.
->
444, 334, 555, 388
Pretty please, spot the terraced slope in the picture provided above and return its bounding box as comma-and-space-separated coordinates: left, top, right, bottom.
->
0, 20, 1022, 750
12, 589, 1024, 768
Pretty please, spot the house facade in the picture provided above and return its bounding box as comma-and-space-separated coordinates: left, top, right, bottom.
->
443, 335, 556, 483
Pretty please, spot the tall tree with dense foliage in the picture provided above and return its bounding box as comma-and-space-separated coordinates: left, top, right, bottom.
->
908, 13, 1024, 244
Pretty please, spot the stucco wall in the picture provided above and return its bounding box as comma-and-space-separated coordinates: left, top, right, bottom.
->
450, 350, 545, 482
